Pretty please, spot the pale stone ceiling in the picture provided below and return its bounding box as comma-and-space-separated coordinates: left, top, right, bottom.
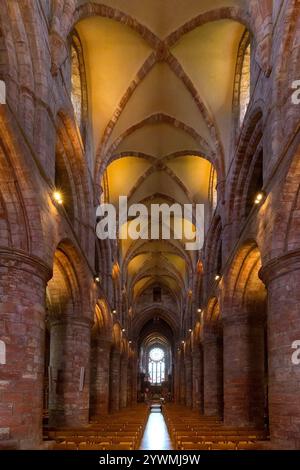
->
75, 1, 247, 310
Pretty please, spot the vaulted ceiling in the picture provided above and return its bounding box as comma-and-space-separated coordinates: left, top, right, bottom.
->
75, 1, 247, 322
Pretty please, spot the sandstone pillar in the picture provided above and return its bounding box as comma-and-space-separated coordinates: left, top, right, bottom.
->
192, 346, 204, 412
48, 316, 91, 427
223, 312, 265, 427
260, 254, 300, 448
109, 348, 121, 412
127, 361, 132, 407
179, 359, 186, 405
185, 355, 192, 407
203, 326, 223, 417
90, 338, 111, 417
131, 354, 138, 405
0, 252, 50, 448
120, 355, 128, 409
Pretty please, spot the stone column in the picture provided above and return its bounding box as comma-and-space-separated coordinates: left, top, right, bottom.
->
131, 354, 138, 405
48, 316, 91, 427
90, 338, 111, 417
203, 326, 223, 417
192, 345, 204, 412
179, 359, 186, 405
185, 355, 192, 407
260, 254, 300, 449
223, 312, 265, 427
127, 361, 132, 407
174, 351, 181, 403
0, 251, 50, 449
109, 348, 121, 412
120, 355, 128, 409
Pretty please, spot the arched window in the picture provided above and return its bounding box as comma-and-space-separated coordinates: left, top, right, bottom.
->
148, 347, 165, 384
71, 43, 82, 128
239, 42, 251, 126
70, 33, 87, 139
233, 30, 251, 134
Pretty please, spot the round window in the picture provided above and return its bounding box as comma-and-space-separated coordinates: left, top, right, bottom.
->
149, 347, 164, 362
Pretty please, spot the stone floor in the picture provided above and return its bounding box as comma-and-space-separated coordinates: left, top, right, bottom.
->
140, 411, 173, 450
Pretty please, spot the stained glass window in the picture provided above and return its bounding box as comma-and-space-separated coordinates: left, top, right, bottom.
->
148, 347, 165, 384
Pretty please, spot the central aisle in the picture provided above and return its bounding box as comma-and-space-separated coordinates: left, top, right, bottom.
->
140, 411, 173, 450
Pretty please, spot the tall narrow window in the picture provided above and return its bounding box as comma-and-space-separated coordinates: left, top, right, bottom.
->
148, 347, 165, 384
71, 43, 82, 128
70, 33, 87, 140
239, 43, 251, 126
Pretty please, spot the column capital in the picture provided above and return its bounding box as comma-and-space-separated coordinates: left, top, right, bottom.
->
0, 248, 52, 282
203, 324, 222, 344
259, 249, 300, 284
222, 311, 264, 327
47, 314, 93, 328
97, 337, 112, 349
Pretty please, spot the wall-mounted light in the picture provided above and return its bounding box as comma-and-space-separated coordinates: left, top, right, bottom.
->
215, 274, 221, 282
181, 340, 185, 345
112, 309, 117, 314
129, 340, 132, 345
122, 328, 126, 333
189, 329, 192, 333
94, 275, 101, 284
53, 190, 63, 205
197, 308, 202, 313
254, 192, 264, 205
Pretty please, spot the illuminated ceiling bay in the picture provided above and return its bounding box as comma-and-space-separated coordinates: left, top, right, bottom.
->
76, 17, 152, 150
78, 0, 245, 38
103, 152, 213, 316
171, 19, 244, 165
75, 1, 247, 327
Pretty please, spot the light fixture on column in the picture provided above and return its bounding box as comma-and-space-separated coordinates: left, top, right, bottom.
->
254, 191, 265, 205
94, 275, 101, 284
181, 340, 185, 345
129, 340, 132, 345
215, 274, 221, 282
122, 328, 125, 333
189, 329, 192, 333
53, 190, 63, 205
197, 308, 202, 313
112, 309, 117, 314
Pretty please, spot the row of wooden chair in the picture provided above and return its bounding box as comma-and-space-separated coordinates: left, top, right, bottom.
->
163, 404, 268, 450
45, 404, 149, 450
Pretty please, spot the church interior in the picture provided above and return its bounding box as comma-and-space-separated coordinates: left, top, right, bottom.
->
0, 0, 300, 451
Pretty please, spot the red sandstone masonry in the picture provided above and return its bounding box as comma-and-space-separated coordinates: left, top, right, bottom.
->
48, 316, 91, 427
109, 348, 121, 413
90, 338, 111, 417
203, 328, 223, 418
0, 0, 299, 450
0, 253, 50, 449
